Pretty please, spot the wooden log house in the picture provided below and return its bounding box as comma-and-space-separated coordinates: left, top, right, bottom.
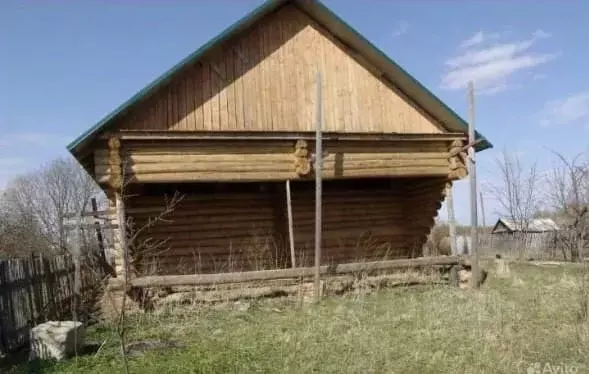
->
68, 0, 492, 279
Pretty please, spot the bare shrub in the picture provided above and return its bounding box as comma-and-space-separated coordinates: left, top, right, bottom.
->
0, 156, 102, 255
545, 151, 589, 262
424, 223, 451, 256
491, 150, 540, 229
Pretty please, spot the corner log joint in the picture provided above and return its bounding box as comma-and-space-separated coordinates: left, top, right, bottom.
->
293, 139, 311, 176
107, 135, 133, 279
448, 139, 468, 180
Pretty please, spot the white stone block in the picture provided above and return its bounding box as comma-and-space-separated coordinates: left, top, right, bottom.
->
30, 321, 85, 361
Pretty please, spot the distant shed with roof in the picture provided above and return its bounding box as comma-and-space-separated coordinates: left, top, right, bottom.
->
491, 218, 560, 234
491, 218, 559, 251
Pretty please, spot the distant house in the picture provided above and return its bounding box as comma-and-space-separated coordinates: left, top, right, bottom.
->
491, 218, 560, 234
491, 218, 559, 251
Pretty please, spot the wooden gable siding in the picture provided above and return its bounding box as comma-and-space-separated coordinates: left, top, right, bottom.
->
126, 177, 447, 275
117, 4, 445, 135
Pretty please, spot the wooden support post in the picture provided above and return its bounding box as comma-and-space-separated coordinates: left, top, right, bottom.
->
107, 135, 128, 279
449, 265, 460, 287
91, 197, 116, 277
446, 182, 458, 255
467, 81, 480, 288
115, 192, 128, 280
91, 197, 105, 257
314, 71, 323, 299
286, 180, 296, 269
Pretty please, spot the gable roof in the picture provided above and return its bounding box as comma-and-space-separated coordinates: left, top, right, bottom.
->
66, 0, 493, 155
492, 218, 560, 234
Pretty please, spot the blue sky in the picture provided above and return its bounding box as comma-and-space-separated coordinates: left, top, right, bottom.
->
1, 0, 588, 225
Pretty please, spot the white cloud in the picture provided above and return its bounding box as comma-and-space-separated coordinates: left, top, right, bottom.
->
538, 90, 589, 127
441, 29, 558, 95
458, 31, 500, 50
391, 21, 409, 38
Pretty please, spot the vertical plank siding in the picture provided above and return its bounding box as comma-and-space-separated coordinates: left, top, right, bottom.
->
0, 255, 76, 355
117, 4, 444, 135
126, 177, 447, 276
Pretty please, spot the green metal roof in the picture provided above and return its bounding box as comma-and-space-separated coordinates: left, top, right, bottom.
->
67, 0, 492, 155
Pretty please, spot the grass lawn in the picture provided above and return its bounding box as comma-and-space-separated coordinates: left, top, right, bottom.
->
8, 261, 589, 373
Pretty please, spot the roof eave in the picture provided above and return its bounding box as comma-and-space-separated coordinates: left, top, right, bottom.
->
295, 0, 492, 152
66, 0, 289, 155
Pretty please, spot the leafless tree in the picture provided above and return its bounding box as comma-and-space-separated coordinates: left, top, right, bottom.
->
113, 189, 184, 373
487, 149, 541, 257
1, 156, 102, 254
0, 191, 46, 256
545, 150, 589, 262
93, 154, 185, 373
490, 149, 541, 231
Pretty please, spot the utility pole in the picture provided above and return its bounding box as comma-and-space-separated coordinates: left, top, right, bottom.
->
468, 81, 479, 288
314, 71, 323, 299
479, 190, 487, 248
479, 191, 486, 228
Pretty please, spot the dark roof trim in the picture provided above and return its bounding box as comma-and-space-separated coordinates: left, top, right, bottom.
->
67, 0, 492, 155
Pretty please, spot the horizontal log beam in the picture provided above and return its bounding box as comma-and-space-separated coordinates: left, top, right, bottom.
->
95, 152, 450, 166
130, 160, 445, 173
103, 131, 467, 143
63, 223, 119, 229
130, 256, 464, 288
99, 167, 450, 183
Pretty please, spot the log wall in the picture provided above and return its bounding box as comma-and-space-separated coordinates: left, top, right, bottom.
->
93, 138, 456, 184
114, 4, 445, 135
126, 177, 448, 275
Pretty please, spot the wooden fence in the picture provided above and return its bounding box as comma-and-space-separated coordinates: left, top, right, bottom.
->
0, 254, 76, 355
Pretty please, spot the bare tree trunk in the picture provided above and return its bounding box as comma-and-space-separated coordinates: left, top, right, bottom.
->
546, 151, 588, 262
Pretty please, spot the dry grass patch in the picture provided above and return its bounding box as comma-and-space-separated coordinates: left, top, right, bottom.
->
7, 261, 589, 374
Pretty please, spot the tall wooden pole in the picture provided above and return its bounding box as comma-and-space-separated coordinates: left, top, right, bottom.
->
314, 71, 323, 299
479, 190, 487, 249
286, 180, 296, 269
468, 81, 479, 288
446, 183, 458, 255
479, 191, 486, 228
